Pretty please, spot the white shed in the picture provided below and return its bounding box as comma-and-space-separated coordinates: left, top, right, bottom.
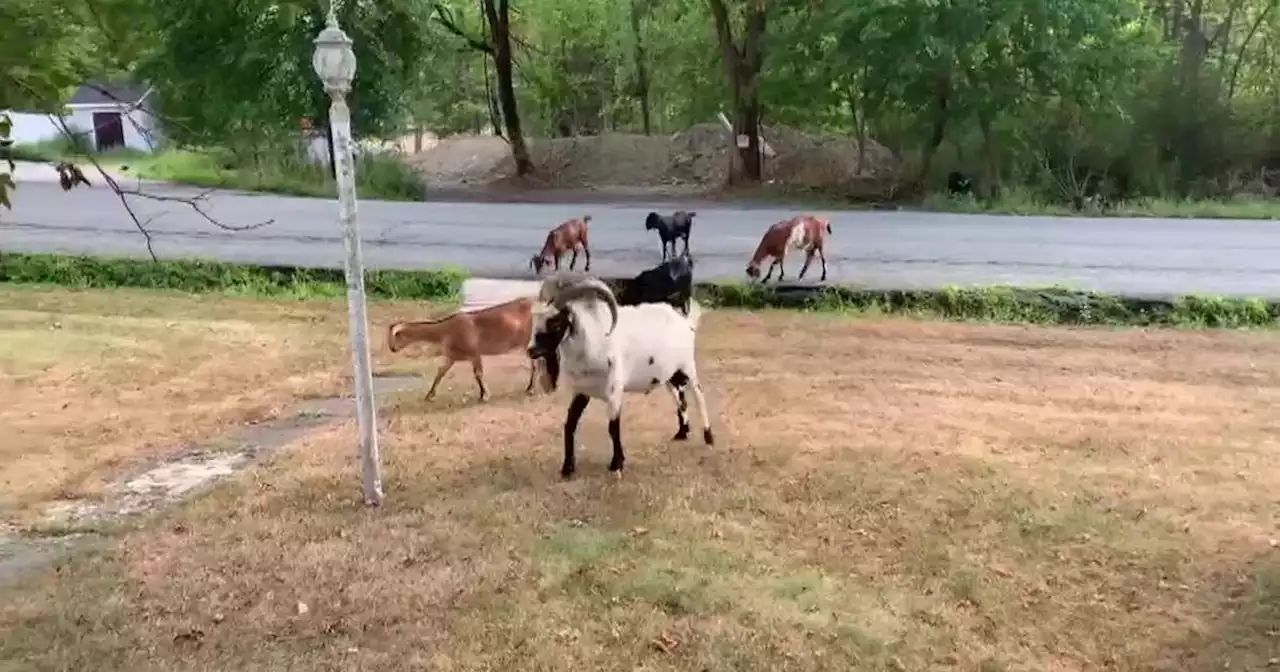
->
62, 81, 164, 152
4, 81, 165, 153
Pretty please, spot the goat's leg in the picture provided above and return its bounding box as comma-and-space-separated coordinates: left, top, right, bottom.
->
524, 357, 539, 394
681, 234, 690, 258
665, 383, 691, 440
471, 357, 489, 402
660, 238, 669, 262
606, 395, 625, 476
582, 243, 591, 272
798, 250, 815, 280
568, 248, 579, 270
562, 394, 590, 478
689, 378, 714, 446
554, 254, 562, 271
424, 358, 456, 400
761, 258, 776, 283
818, 247, 828, 282
777, 251, 788, 282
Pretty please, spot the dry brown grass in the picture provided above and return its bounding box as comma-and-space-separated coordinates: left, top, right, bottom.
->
0, 287, 427, 522
3, 310, 1280, 671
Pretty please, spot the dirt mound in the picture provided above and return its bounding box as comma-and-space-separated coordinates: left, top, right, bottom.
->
409, 124, 901, 195
408, 134, 511, 186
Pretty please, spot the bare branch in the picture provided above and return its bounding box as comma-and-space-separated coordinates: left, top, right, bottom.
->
47, 114, 160, 260
43, 113, 274, 264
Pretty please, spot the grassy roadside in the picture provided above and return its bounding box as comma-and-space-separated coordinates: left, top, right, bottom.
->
921, 188, 1280, 220
708, 182, 1280, 220
9, 142, 425, 202
2, 252, 1277, 328
15, 140, 1277, 219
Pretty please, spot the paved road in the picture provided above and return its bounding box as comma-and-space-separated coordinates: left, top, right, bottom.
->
5, 166, 1280, 297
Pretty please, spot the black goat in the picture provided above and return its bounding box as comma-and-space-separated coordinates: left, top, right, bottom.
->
947, 171, 972, 196
644, 211, 696, 262
616, 255, 695, 315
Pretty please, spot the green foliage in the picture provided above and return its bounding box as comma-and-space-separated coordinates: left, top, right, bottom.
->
126, 147, 425, 201
137, 0, 435, 147
691, 282, 1280, 328
0, 2, 90, 112
416, 0, 1280, 203
0, 253, 467, 301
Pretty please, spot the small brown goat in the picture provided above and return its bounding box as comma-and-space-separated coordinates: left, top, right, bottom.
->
387, 296, 543, 402
745, 215, 833, 283
530, 215, 592, 274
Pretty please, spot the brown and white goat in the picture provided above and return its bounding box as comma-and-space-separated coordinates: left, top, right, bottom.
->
530, 215, 592, 274
386, 296, 543, 402
745, 215, 833, 283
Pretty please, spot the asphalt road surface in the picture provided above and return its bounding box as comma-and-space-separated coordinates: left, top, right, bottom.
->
6, 168, 1280, 298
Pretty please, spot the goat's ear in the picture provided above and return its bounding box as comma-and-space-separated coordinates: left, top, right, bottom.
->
688, 211, 697, 218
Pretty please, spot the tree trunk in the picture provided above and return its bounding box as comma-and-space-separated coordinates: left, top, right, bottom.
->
482, 0, 533, 175
630, 0, 652, 135
916, 72, 951, 186
978, 110, 1000, 199
847, 87, 866, 175
707, 0, 767, 182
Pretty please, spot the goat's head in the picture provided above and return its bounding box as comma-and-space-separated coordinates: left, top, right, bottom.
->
529, 254, 550, 274
527, 304, 570, 392
644, 212, 662, 231
745, 261, 762, 280
538, 275, 619, 335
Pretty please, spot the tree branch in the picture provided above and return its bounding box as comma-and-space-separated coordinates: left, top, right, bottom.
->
432, 3, 493, 54
46, 115, 273, 262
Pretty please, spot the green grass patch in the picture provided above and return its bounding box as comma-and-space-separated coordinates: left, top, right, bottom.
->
3, 252, 1276, 328
922, 188, 1280, 220
124, 147, 425, 202
0, 252, 465, 302
10, 137, 149, 165
690, 281, 1280, 328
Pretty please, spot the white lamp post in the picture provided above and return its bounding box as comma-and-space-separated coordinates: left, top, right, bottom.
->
313, 9, 383, 506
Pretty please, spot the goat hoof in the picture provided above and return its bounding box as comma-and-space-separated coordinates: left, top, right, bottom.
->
560, 467, 575, 480
703, 428, 715, 446
673, 427, 690, 441
608, 462, 625, 476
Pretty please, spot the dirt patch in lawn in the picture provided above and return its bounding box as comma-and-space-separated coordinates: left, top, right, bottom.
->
0, 287, 443, 526
2, 313, 1279, 671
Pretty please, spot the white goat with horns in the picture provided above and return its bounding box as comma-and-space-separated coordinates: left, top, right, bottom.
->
527, 274, 714, 479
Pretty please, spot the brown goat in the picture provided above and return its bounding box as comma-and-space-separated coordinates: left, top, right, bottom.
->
387, 296, 542, 402
530, 215, 592, 274
745, 215, 833, 283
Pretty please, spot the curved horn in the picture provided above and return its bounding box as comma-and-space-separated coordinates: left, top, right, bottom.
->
551, 277, 619, 335
538, 271, 589, 304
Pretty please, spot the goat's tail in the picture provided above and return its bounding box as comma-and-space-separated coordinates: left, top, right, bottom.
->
826, 222, 833, 235
582, 214, 593, 224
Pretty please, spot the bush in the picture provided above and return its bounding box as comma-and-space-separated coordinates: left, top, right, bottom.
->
0, 253, 466, 302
